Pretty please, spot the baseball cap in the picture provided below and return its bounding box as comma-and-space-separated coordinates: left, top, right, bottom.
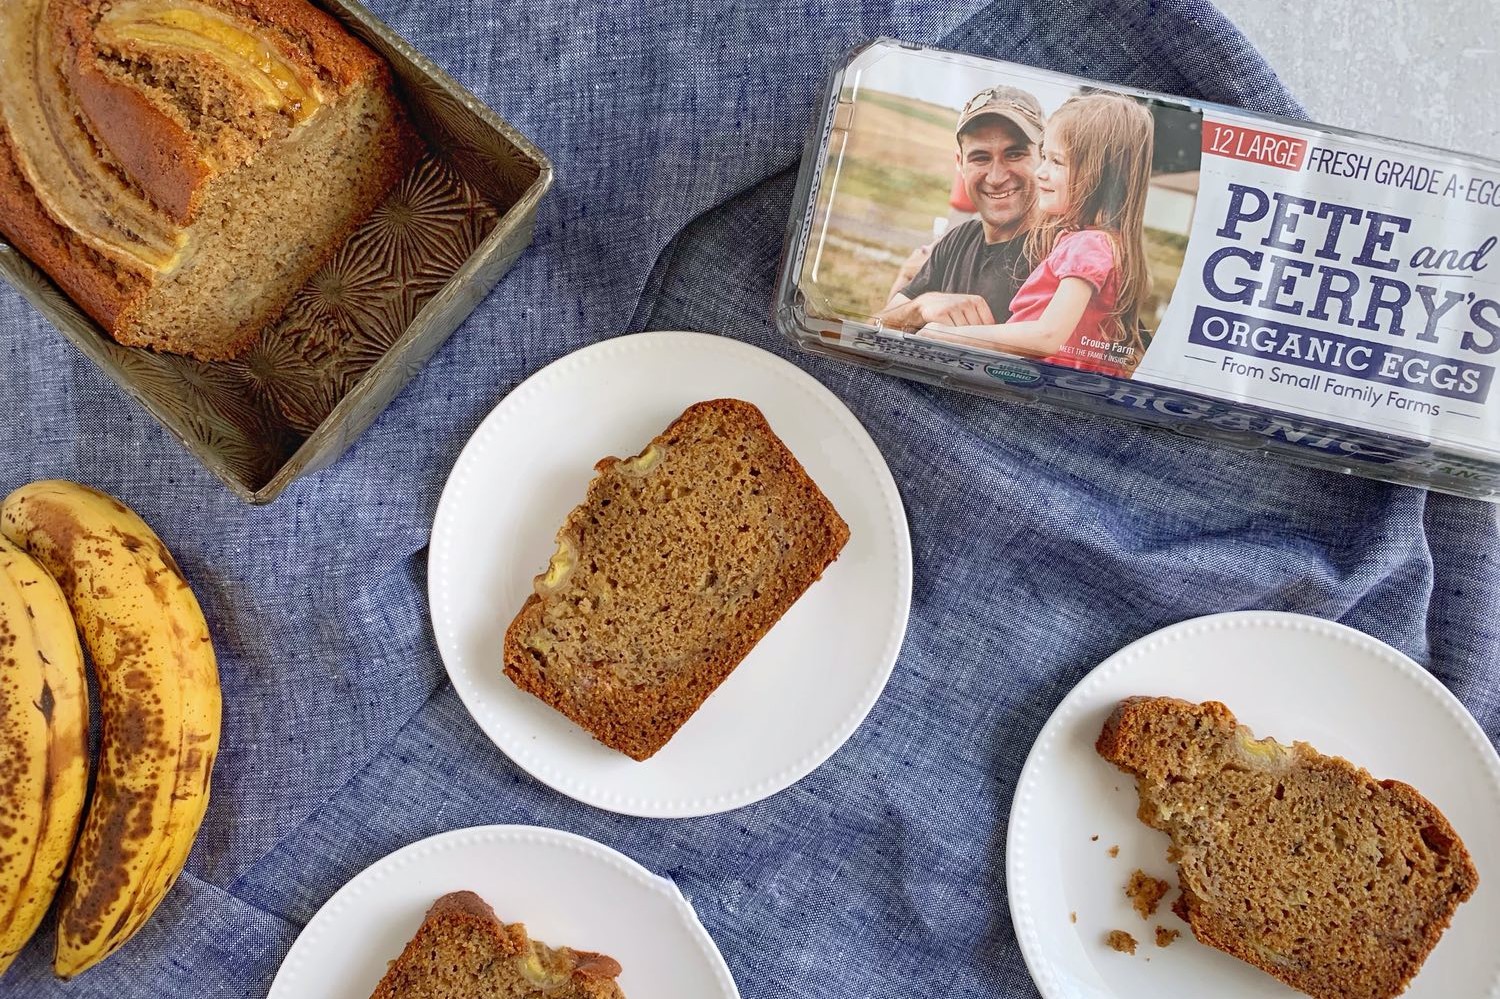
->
956, 85, 1044, 144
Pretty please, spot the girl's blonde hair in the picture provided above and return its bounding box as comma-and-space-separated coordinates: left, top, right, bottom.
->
1025, 93, 1155, 367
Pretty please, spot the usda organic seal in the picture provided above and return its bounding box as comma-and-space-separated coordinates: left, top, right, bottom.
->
985, 359, 1041, 386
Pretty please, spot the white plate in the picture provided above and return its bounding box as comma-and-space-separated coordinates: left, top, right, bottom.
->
1008, 611, 1500, 999
268, 824, 739, 999
429, 330, 911, 817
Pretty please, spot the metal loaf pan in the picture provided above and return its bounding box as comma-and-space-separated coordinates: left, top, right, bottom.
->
0, 0, 553, 503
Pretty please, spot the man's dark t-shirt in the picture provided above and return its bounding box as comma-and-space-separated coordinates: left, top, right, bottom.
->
899, 219, 1032, 321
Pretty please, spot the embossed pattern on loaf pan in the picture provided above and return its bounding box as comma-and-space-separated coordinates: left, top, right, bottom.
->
0, 0, 552, 504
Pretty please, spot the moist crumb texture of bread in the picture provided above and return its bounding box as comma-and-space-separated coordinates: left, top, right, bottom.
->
369, 891, 625, 999
1097, 696, 1479, 999
503, 399, 851, 761
1106, 930, 1138, 955
0, 0, 420, 360
1125, 869, 1171, 920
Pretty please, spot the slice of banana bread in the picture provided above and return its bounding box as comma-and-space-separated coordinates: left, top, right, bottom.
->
1097, 696, 1478, 999
503, 398, 851, 761
369, 891, 625, 999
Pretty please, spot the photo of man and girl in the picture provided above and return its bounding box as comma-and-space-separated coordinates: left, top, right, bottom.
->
801, 61, 1201, 380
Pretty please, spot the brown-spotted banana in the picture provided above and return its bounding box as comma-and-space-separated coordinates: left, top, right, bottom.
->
0, 481, 221, 980
0, 535, 89, 978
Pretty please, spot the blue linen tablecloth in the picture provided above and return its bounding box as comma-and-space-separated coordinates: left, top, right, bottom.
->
2, 1, 1498, 996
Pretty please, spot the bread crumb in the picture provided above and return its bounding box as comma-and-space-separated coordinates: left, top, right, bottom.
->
1106, 930, 1138, 955
1107, 845, 1119, 858
1155, 926, 1180, 948
1091, 834, 1099, 842
1070, 911, 1077, 924
1125, 869, 1171, 919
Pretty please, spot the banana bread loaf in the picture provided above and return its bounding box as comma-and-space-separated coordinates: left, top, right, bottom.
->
1097, 696, 1478, 999
503, 398, 851, 761
369, 891, 625, 999
0, 0, 419, 359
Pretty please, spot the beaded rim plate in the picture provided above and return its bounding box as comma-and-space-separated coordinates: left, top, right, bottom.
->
1007, 611, 1500, 999
428, 330, 912, 817
267, 824, 739, 999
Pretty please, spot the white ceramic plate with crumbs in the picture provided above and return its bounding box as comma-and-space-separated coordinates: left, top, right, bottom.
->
429, 330, 912, 817
268, 824, 738, 999
1007, 611, 1500, 999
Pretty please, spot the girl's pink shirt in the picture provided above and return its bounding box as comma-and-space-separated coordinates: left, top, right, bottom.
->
1006, 228, 1136, 375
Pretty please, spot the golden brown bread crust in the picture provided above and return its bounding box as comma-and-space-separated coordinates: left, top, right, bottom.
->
427, 891, 623, 981
427, 889, 502, 923
0, 128, 146, 331
503, 399, 851, 761
1097, 696, 1479, 999
55, 0, 206, 224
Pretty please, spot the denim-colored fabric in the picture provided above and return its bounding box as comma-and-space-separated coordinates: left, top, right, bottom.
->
3, 2, 1497, 997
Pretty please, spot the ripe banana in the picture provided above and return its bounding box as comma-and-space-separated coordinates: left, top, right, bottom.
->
0, 535, 89, 978
0, 481, 221, 980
